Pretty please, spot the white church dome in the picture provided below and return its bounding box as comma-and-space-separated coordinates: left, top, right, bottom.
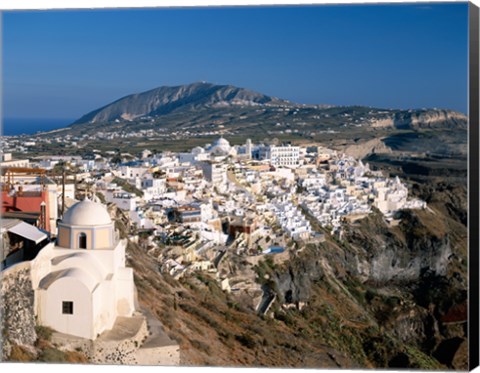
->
62, 199, 112, 226
214, 137, 230, 147
192, 146, 205, 155
210, 137, 232, 156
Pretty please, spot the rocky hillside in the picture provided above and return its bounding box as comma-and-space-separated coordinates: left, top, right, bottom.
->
120, 221, 353, 368
116, 159, 467, 370
73, 82, 293, 124
122, 209, 466, 369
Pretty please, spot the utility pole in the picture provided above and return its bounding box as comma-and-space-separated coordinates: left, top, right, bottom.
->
40, 201, 47, 230
74, 173, 77, 199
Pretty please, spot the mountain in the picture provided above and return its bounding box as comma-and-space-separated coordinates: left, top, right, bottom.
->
61, 82, 468, 160
73, 82, 294, 124
72, 82, 467, 133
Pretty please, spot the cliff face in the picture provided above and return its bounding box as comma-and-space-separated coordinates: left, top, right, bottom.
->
342, 138, 393, 159
261, 204, 466, 369
368, 235, 450, 283
346, 211, 452, 283
369, 110, 467, 131
272, 208, 454, 300
393, 110, 467, 130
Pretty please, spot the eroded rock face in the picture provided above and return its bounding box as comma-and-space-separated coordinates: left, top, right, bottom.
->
270, 213, 452, 305
387, 306, 429, 345
258, 204, 465, 368
343, 210, 453, 285
1, 264, 37, 359
273, 258, 325, 304
342, 138, 393, 159
369, 235, 451, 283
393, 110, 467, 130
365, 109, 466, 131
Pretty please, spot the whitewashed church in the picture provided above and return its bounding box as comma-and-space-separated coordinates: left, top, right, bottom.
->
31, 198, 136, 340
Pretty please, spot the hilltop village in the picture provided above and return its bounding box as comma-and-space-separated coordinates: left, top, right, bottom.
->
1, 136, 429, 362
1, 136, 426, 275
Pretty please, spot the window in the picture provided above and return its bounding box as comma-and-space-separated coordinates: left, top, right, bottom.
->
78, 232, 87, 249
62, 301, 73, 314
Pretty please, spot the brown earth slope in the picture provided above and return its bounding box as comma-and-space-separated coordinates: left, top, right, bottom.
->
120, 160, 467, 370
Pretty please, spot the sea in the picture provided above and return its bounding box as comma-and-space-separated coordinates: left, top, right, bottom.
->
2, 118, 75, 136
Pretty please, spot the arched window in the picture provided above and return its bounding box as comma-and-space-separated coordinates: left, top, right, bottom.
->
78, 232, 87, 249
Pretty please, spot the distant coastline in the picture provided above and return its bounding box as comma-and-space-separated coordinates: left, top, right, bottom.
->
2, 118, 74, 136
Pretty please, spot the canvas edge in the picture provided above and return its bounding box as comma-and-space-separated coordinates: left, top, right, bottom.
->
468, 1, 480, 371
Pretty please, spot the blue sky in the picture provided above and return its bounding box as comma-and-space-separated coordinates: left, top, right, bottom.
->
2, 3, 469, 120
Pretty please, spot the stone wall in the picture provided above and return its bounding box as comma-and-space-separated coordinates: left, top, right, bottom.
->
89, 316, 148, 365
135, 344, 180, 365
51, 315, 149, 365
0, 262, 37, 360
50, 314, 180, 366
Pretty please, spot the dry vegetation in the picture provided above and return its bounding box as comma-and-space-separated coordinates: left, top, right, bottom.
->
126, 232, 449, 369
7, 326, 88, 364
127, 239, 353, 368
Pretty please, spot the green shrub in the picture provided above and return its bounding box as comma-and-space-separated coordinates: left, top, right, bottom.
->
365, 289, 376, 303
38, 347, 67, 362
35, 325, 54, 341
235, 333, 256, 349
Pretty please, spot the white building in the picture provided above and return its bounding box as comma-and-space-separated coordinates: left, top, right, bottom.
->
374, 176, 426, 215
270, 145, 300, 167
140, 175, 166, 201
106, 191, 137, 211
263, 145, 300, 168
245, 139, 253, 159
271, 200, 312, 240
299, 173, 327, 191
78, 159, 96, 171
199, 161, 227, 188
0, 153, 30, 168
31, 199, 135, 340
117, 165, 149, 179
178, 153, 196, 164
38, 159, 60, 170
141, 149, 152, 160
